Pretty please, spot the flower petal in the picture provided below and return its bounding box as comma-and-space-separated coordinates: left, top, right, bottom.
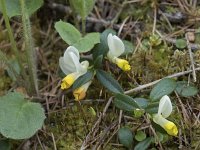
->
153, 114, 178, 136
73, 81, 92, 101
61, 72, 79, 90
59, 57, 75, 75
158, 95, 172, 118
114, 58, 131, 71
80, 61, 89, 74
63, 46, 80, 64
59, 46, 80, 74
107, 33, 125, 59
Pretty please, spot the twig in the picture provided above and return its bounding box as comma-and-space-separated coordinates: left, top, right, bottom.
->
185, 32, 196, 82
118, 110, 123, 129
118, 16, 129, 36
152, 7, 157, 34
51, 133, 57, 150
111, 0, 127, 25
124, 0, 143, 4
175, 92, 190, 125
36, 133, 46, 150
94, 120, 118, 150
125, 67, 200, 94
102, 97, 114, 116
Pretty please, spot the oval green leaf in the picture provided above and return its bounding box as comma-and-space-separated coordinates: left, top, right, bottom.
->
114, 93, 140, 111
0, 0, 43, 18
55, 20, 81, 45
175, 39, 187, 49
96, 70, 123, 94
0, 92, 46, 139
72, 70, 93, 90
73, 32, 100, 53
135, 131, 147, 142
175, 81, 198, 97
93, 55, 103, 69
134, 137, 153, 150
134, 98, 148, 109
150, 78, 177, 101
118, 127, 133, 149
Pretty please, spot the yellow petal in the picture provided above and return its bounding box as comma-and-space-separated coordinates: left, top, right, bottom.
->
61, 73, 76, 90
73, 81, 92, 101
73, 87, 86, 101
163, 121, 178, 136
115, 58, 131, 71
153, 114, 178, 136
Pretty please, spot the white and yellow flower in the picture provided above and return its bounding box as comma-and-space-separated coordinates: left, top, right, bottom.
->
153, 95, 178, 136
59, 46, 89, 90
73, 81, 92, 101
107, 33, 131, 71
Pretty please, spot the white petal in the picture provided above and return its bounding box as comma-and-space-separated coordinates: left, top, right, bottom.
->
59, 57, 75, 75
153, 114, 172, 130
63, 46, 80, 64
153, 114, 168, 127
107, 33, 125, 59
59, 46, 89, 76
80, 61, 89, 74
60, 46, 80, 74
69, 52, 82, 72
158, 95, 172, 118
63, 46, 80, 69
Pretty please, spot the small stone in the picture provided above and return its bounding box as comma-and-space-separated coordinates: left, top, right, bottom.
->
187, 32, 195, 42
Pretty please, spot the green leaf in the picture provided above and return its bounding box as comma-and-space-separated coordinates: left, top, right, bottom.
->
114, 93, 140, 111
118, 127, 133, 149
145, 102, 159, 114
150, 78, 177, 101
135, 131, 146, 142
72, 70, 93, 90
0, 92, 46, 139
0, 0, 43, 18
175, 39, 187, 49
55, 20, 81, 45
73, 32, 100, 52
134, 137, 153, 150
93, 29, 116, 59
93, 55, 103, 69
122, 40, 135, 55
70, 0, 95, 19
175, 81, 198, 97
134, 98, 148, 109
96, 70, 123, 94
6, 59, 20, 81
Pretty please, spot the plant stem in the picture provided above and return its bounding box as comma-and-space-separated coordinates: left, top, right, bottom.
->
82, 18, 86, 35
19, 0, 38, 95
68, 0, 80, 30
0, 0, 28, 84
